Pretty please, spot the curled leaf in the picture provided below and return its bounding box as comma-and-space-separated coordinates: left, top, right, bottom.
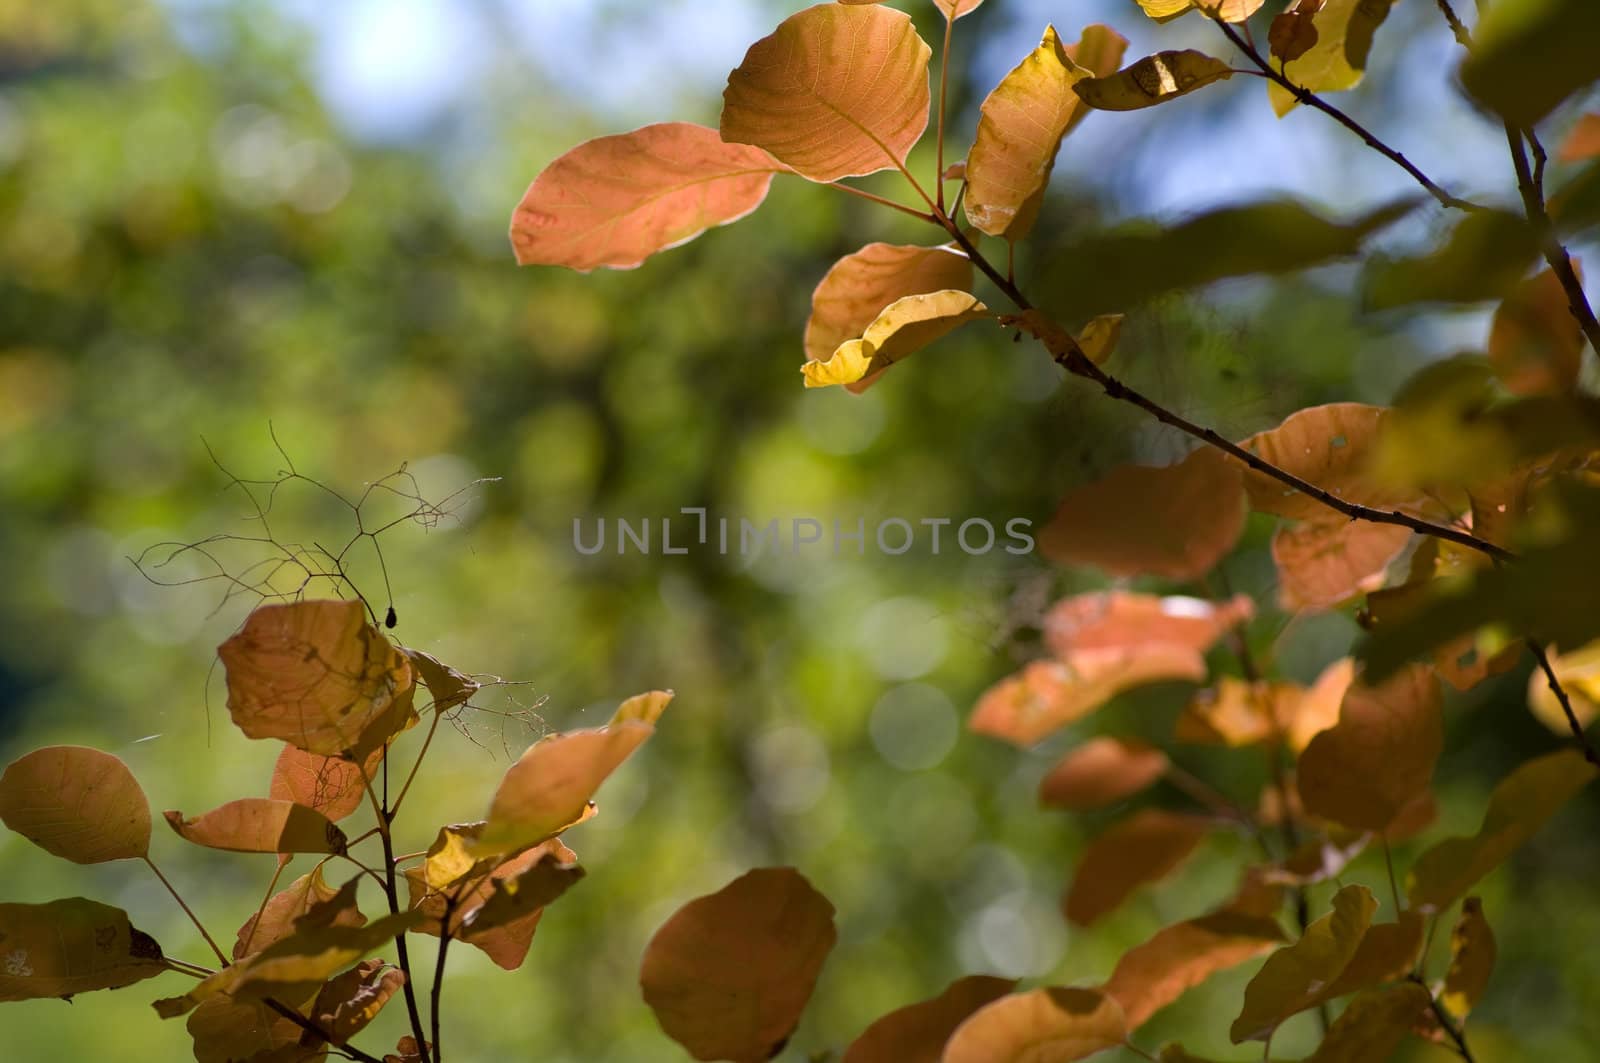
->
802, 291, 988, 389
804, 242, 973, 375
165, 799, 347, 856
0, 745, 151, 863
1075, 51, 1234, 111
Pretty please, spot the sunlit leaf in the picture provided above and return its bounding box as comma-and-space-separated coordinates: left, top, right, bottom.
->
1306, 984, 1431, 1061
840, 975, 1016, 1063
1135, 0, 1195, 21
1408, 749, 1597, 911
0, 898, 165, 1002
236, 866, 366, 961
0, 745, 150, 863
1286, 657, 1356, 752
965, 25, 1126, 240
165, 798, 347, 855
1440, 897, 1495, 1021
1176, 677, 1302, 748
310, 958, 406, 1043
802, 290, 988, 389
1064, 810, 1211, 926
1363, 210, 1541, 308
476, 691, 671, 855
1489, 266, 1586, 396
270, 744, 378, 824
1273, 520, 1410, 612
1038, 737, 1169, 810
971, 653, 1207, 747
1459, 0, 1600, 128
462, 843, 584, 941
1527, 640, 1600, 735
1236, 403, 1417, 521
509, 123, 781, 272
219, 600, 415, 757
1044, 591, 1254, 659
1076, 313, 1125, 365
1105, 909, 1286, 1030
1201, 0, 1268, 20
804, 243, 972, 371
1230, 884, 1377, 1042
720, 3, 931, 182
942, 986, 1127, 1063
640, 867, 836, 1063
934, 0, 985, 20
1074, 50, 1233, 112
1296, 665, 1441, 833
1268, 0, 1398, 116
1039, 446, 1247, 581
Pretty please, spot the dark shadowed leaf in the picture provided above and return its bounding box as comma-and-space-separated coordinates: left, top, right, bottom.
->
1460, 0, 1600, 127
1074, 51, 1233, 111
1305, 984, 1430, 1062
1489, 266, 1586, 396
840, 974, 1016, 1063
1363, 211, 1541, 309
1268, 0, 1398, 115
1231, 885, 1377, 1042
165, 798, 347, 855
235, 866, 366, 961
0, 898, 165, 1002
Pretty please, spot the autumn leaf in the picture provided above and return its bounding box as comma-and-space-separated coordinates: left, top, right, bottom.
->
1269, 0, 1323, 64
219, 600, 415, 757
802, 291, 988, 389
964, 25, 1126, 241
1038, 737, 1169, 810
1527, 640, 1600, 735
1363, 210, 1541, 308
1296, 665, 1440, 833
1064, 809, 1211, 926
1459, 0, 1600, 128
804, 243, 973, 367
166, 798, 347, 855
509, 123, 781, 272
1286, 657, 1356, 752
1230, 884, 1378, 1042
185, 994, 316, 1063
1043, 591, 1254, 660
270, 744, 379, 824
1235, 403, 1412, 520
1134, 0, 1196, 21
640, 867, 836, 1063
1038, 446, 1247, 582
236, 865, 366, 960
0, 745, 151, 864
1175, 678, 1302, 748
1105, 908, 1286, 1030
720, 3, 930, 183
1074, 51, 1234, 112
1306, 984, 1430, 1061
971, 653, 1207, 747
403, 647, 480, 712
1076, 314, 1124, 365
1489, 266, 1586, 396
1440, 898, 1496, 1021
1304, 913, 1424, 1010
1561, 114, 1600, 163
942, 986, 1127, 1063
0, 898, 166, 1002
1268, 0, 1398, 116
1273, 520, 1411, 612
840, 975, 1016, 1063
933, 0, 984, 18
310, 958, 406, 1043
1408, 749, 1598, 911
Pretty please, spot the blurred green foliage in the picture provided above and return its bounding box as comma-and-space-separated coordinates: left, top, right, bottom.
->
1, 2, 1596, 1061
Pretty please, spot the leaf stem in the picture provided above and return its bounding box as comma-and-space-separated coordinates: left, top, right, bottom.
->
235, 857, 292, 959
143, 856, 228, 966
825, 179, 938, 223
391, 709, 446, 820
936, 12, 955, 213
1212, 18, 1481, 212
1381, 836, 1404, 915
431, 895, 457, 1063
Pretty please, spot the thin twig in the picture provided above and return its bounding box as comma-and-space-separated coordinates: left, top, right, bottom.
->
1381, 836, 1404, 915
431, 896, 457, 1062
1505, 123, 1600, 361
936, 12, 955, 213
1213, 19, 1482, 212
143, 857, 229, 966
1527, 640, 1600, 765
1409, 975, 1478, 1062
391, 710, 446, 819
1433, 0, 1473, 47
364, 769, 435, 1063
263, 997, 386, 1063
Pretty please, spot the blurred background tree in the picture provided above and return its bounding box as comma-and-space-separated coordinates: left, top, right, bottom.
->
0, 1, 1594, 1060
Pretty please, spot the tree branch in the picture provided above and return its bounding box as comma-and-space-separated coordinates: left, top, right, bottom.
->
1505, 123, 1600, 361
366, 762, 435, 1063
1527, 639, 1600, 765
264, 997, 386, 1063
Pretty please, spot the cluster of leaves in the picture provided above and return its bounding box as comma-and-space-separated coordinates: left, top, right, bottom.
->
0, 596, 670, 1063
509, 0, 1600, 1059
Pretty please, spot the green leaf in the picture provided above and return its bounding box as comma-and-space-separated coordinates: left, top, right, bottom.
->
1363, 210, 1542, 308
1269, 0, 1399, 116
1460, 0, 1600, 128
1074, 50, 1234, 112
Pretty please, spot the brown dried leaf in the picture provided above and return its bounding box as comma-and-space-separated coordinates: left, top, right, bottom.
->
1273, 519, 1410, 612
942, 986, 1127, 1063
0, 745, 151, 863
840, 974, 1016, 1063
310, 959, 406, 1043
165, 799, 347, 855
1064, 810, 1211, 927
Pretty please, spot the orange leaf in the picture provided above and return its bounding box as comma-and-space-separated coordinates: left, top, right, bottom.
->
219, 600, 414, 757
1105, 908, 1286, 1030
804, 243, 973, 365
1286, 657, 1356, 751
1296, 665, 1441, 832
1488, 266, 1586, 396
934, 0, 985, 19
1038, 737, 1169, 810
1273, 520, 1410, 611
942, 986, 1127, 1063
720, 3, 931, 182
185, 995, 311, 1063
1559, 113, 1600, 162
971, 652, 1207, 747
165, 798, 347, 855
1235, 403, 1417, 520
509, 122, 781, 272
640, 867, 836, 1063
269, 744, 379, 823
1039, 447, 1247, 581
1230, 884, 1377, 1042
1064, 810, 1211, 926
1176, 678, 1302, 747
840, 974, 1016, 1063
0, 745, 151, 863
1044, 591, 1253, 659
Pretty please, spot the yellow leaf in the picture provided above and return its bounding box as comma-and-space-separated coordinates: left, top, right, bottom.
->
1106, 908, 1285, 1030
1075, 50, 1234, 112
1038, 737, 1168, 810
1527, 640, 1600, 735
942, 987, 1127, 1063
235, 865, 364, 961
841, 975, 1016, 1063
1175, 677, 1302, 748
1135, 0, 1196, 21
801, 290, 988, 389
1230, 884, 1377, 1042
0, 745, 150, 863
1440, 897, 1495, 1021
1304, 913, 1424, 1010
1064, 810, 1211, 926
1269, 0, 1399, 116
641, 867, 836, 1063
805, 242, 973, 364
165, 798, 347, 855
0, 898, 165, 1002
1306, 984, 1431, 1062
1408, 749, 1598, 911
1076, 313, 1125, 365
721, 3, 931, 182
509, 123, 781, 272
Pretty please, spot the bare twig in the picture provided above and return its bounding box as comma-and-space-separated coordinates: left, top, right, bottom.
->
1505, 124, 1600, 361
1528, 640, 1600, 765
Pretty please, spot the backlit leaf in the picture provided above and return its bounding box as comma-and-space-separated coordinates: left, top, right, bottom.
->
1561, 114, 1600, 163
841, 975, 1016, 1063
1440, 897, 1495, 1021
1076, 313, 1125, 365
270, 744, 378, 824
1296, 665, 1441, 833
1038, 737, 1169, 810
1363, 210, 1541, 308
1527, 640, 1600, 735
720, 3, 931, 182
1489, 266, 1586, 396
476, 691, 671, 855
235, 866, 365, 961
219, 600, 414, 757
509, 123, 781, 272
640, 867, 836, 1063
403, 648, 480, 712
1038, 446, 1247, 581
1230, 884, 1378, 1042
1273, 520, 1410, 612
942, 987, 1127, 1063
1064, 809, 1211, 926
165, 798, 347, 855
1459, 0, 1600, 128
1135, 0, 1195, 21
0, 745, 150, 863
310, 958, 406, 1043
1044, 591, 1254, 659
1175, 678, 1302, 748
934, 0, 984, 20
802, 290, 988, 389
804, 243, 973, 366
1236, 403, 1415, 521
1268, 0, 1398, 116
971, 653, 1207, 747
1074, 50, 1233, 112
1106, 909, 1286, 1030
1408, 749, 1597, 911
1305, 984, 1430, 1061
1286, 657, 1356, 752
964, 25, 1126, 240
0, 898, 165, 1002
